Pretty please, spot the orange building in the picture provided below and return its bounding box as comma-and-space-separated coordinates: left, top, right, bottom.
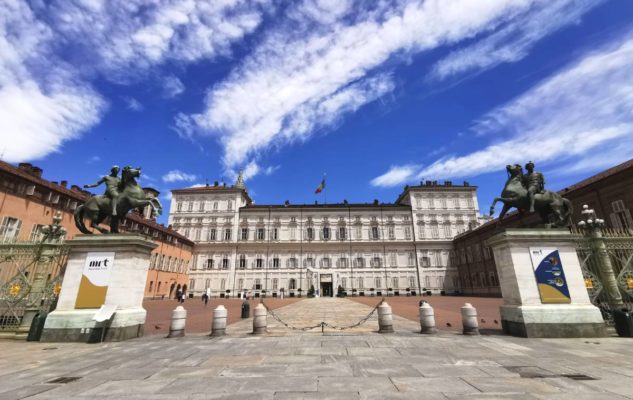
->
0, 161, 193, 300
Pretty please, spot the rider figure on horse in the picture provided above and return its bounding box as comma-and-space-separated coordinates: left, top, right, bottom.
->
523, 161, 544, 213
84, 165, 121, 216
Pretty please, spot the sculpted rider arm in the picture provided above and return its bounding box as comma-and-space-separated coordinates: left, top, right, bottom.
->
84, 177, 106, 189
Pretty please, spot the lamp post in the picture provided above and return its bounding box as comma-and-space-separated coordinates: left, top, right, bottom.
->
577, 205, 624, 309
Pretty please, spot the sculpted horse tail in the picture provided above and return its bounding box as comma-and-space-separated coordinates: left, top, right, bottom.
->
74, 204, 91, 234
561, 198, 573, 226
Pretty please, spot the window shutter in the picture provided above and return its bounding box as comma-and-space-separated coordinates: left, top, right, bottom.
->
14, 220, 22, 239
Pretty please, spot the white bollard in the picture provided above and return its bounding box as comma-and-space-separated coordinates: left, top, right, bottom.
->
419, 302, 437, 334
377, 301, 394, 333
252, 303, 267, 335
210, 305, 227, 337
461, 303, 480, 335
167, 306, 186, 338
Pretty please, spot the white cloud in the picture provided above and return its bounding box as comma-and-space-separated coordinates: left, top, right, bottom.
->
242, 160, 260, 180
46, 0, 271, 80
182, 0, 550, 169
162, 169, 197, 183
429, 0, 601, 81
371, 165, 418, 188
163, 75, 185, 98
0, 0, 106, 163
123, 96, 143, 111
0, 0, 270, 162
372, 31, 633, 185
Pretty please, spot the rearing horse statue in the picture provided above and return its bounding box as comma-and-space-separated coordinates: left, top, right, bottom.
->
74, 166, 162, 234
489, 164, 572, 228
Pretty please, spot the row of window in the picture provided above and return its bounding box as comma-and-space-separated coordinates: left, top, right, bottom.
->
193, 252, 435, 270
2, 179, 80, 212
149, 253, 189, 273
176, 200, 234, 212
0, 217, 60, 242
180, 225, 417, 242
413, 196, 474, 210
190, 276, 426, 291
462, 270, 499, 288
178, 222, 478, 242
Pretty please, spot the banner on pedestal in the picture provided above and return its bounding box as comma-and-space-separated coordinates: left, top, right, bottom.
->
529, 247, 571, 304
75, 252, 115, 309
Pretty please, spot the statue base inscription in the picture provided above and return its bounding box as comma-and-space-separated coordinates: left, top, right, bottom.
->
486, 229, 605, 338
41, 234, 157, 342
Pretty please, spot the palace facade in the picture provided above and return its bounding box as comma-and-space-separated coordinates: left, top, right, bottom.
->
169, 177, 484, 297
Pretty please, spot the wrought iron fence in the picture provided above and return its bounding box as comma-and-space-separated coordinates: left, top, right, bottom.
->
0, 216, 68, 333
573, 227, 633, 324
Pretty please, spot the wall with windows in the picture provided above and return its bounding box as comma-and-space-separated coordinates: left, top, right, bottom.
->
169, 181, 481, 297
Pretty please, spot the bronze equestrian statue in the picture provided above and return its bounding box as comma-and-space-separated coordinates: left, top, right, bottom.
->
74, 166, 162, 234
489, 162, 572, 228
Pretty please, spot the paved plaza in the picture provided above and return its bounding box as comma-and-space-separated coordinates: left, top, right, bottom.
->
1, 298, 632, 400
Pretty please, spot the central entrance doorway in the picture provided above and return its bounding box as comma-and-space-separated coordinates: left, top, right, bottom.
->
320, 274, 333, 297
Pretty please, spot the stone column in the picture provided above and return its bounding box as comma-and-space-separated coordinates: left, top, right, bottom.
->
377, 301, 394, 333
211, 305, 227, 337
252, 303, 267, 334
167, 306, 186, 338
486, 229, 605, 338
461, 303, 479, 335
419, 302, 437, 334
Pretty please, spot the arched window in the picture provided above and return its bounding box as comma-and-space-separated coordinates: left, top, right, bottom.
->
289, 278, 296, 290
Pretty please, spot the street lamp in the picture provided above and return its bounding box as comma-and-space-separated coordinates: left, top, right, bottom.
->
577, 205, 624, 308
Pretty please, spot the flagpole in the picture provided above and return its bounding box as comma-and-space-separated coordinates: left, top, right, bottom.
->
324, 173, 327, 205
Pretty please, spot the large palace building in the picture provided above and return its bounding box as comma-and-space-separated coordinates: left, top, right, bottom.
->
169, 175, 485, 298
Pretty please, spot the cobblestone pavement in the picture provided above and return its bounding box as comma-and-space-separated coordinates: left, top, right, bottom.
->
1, 298, 632, 400
226, 296, 415, 335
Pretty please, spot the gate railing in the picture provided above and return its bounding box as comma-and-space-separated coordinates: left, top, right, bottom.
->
573, 226, 633, 324
0, 213, 68, 334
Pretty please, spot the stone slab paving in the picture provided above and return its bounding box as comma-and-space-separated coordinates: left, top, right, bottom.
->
227, 297, 419, 335
0, 298, 632, 400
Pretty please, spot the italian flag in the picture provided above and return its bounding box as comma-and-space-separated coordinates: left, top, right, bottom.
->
315, 178, 326, 194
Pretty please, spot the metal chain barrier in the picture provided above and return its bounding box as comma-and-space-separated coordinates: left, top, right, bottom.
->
261, 300, 382, 332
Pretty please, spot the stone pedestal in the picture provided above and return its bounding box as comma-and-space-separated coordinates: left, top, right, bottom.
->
41, 234, 157, 342
486, 229, 605, 338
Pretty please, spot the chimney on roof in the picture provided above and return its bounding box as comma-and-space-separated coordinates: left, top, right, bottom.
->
18, 163, 43, 178
425, 180, 432, 186
214, 181, 219, 187
373, 199, 379, 205
71, 184, 81, 192
60, 180, 68, 188
463, 181, 469, 186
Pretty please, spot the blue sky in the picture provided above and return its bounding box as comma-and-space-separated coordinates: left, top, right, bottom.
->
2, 0, 633, 224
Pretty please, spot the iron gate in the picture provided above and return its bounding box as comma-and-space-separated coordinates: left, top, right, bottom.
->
574, 228, 633, 324
0, 215, 68, 335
